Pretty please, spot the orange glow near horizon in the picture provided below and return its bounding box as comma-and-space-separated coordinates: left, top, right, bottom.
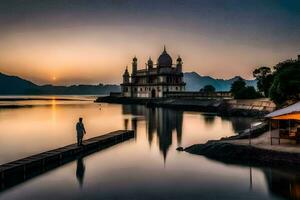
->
0, 27, 290, 86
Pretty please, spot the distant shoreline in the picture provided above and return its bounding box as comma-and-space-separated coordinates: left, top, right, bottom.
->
0, 96, 95, 101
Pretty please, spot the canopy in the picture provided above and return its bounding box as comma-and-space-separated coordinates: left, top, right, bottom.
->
265, 101, 300, 120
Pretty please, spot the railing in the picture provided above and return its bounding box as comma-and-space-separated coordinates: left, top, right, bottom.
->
165, 91, 232, 98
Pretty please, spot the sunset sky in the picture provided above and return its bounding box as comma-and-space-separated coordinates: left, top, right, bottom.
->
0, 0, 299, 85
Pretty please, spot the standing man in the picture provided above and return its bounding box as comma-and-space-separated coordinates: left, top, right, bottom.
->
76, 117, 86, 146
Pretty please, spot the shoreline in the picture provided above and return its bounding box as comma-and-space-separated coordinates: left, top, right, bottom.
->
184, 128, 300, 168
96, 96, 274, 117
185, 142, 300, 168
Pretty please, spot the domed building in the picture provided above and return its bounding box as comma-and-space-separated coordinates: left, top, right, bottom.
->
121, 46, 185, 98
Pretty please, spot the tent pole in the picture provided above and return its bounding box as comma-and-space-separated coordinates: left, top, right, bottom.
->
278, 120, 280, 145
289, 119, 291, 135
270, 119, 272, 145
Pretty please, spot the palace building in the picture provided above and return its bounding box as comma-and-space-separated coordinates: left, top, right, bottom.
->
121, 46, 186, 98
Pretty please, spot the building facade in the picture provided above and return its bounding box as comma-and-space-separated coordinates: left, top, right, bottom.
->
121, 47, 186, 98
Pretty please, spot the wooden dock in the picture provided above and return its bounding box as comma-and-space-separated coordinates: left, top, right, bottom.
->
0, 130, 134, 191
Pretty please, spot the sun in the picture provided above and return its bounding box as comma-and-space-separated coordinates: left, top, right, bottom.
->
52, 76, 57, 81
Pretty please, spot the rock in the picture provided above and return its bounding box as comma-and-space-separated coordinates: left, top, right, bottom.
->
176, 147, 184, 151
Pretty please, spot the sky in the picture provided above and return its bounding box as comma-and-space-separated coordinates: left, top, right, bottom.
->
0, 0, 299, 85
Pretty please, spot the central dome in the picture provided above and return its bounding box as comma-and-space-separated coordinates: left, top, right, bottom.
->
157, 46, 172, 67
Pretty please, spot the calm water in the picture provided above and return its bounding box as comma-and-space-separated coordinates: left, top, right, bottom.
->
0, 96, 296, 200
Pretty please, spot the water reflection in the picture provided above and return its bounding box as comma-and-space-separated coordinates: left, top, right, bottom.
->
202, 114, 216, 127
76, 156, 86, 188
226, 116, 256, 133
122, 105, 183, 161
264, 168, 300, 200
0, 99, 284, 200
122, 105, 255, 163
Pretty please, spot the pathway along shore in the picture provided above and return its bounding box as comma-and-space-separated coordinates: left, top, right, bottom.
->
184, 126, 300, 168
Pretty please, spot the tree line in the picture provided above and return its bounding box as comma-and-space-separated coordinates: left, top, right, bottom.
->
200, 56, 300, 106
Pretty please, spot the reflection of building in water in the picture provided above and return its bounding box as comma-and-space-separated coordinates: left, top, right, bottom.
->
76, 157, 85, 188
122, 105, 183, 162
263, 168, 300, 199
203, 115, 216, 127
222, 116, 255, 133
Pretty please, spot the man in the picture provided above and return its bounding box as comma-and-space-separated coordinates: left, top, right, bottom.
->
76, 117, 86, 146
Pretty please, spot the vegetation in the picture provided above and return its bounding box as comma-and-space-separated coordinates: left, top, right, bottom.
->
200, 85, 216, 93
253, 66, 273, 97
269, 60, 300, 106
230, 78, 261, 99
253, 58, 300, 106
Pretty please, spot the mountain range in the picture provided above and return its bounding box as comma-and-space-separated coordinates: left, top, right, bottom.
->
0, 72, 257, 95
183, 72, 257, 91
0, 73, 120, 95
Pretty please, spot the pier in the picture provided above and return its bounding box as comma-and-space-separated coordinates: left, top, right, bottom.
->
0, 130, 134, 192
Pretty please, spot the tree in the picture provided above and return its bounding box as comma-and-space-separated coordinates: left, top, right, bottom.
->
200, 85, 216, 93
235, 86, 261, 99
230, 78, 261, 99
253, 66, 273, 97
269, 60, 300, 106
230, 78, 246, 95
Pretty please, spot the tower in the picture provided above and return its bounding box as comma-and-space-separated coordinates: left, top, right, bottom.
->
147, 57, 153, 69
176, 56, 182, 72
132, 56, 137, 75
123, 66, 130, 83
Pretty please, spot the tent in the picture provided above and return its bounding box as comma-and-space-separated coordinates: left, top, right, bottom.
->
265, 101, 300, 145
266, 102, 300, 120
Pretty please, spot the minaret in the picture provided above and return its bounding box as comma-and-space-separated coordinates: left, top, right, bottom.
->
176, 55, 183, 72
132, 56, 137, 75
123, 66, 130, 84
147, 57, 153, 69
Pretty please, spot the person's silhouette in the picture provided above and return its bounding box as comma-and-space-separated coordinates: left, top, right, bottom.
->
76, 157, 85, 188
76, 117, 86, 146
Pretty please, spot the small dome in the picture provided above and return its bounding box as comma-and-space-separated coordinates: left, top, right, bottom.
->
157, 46, 172, 67
133, 56, 137, 62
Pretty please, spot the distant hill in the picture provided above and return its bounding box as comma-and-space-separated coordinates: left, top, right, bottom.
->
0, 71, 257, 95
0, 72, 120, 95
184, 72, 257, 91
0, 73, 38, 94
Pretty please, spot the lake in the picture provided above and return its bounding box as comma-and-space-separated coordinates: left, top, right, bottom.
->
0, 96, 295, 199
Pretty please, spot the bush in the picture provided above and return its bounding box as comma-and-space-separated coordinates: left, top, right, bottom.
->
231, 78, 261, 99
234, 86, 262, 99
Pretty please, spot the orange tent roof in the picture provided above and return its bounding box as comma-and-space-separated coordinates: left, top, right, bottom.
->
272, 112, 300, 120
266, 102, 300, 120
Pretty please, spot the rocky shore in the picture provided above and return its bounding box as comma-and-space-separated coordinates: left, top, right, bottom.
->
185, 142, 300, 168
184, 125, 300, 168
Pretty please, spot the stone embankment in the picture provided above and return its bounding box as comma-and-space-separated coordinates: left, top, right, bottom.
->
96, 96, 276, 117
